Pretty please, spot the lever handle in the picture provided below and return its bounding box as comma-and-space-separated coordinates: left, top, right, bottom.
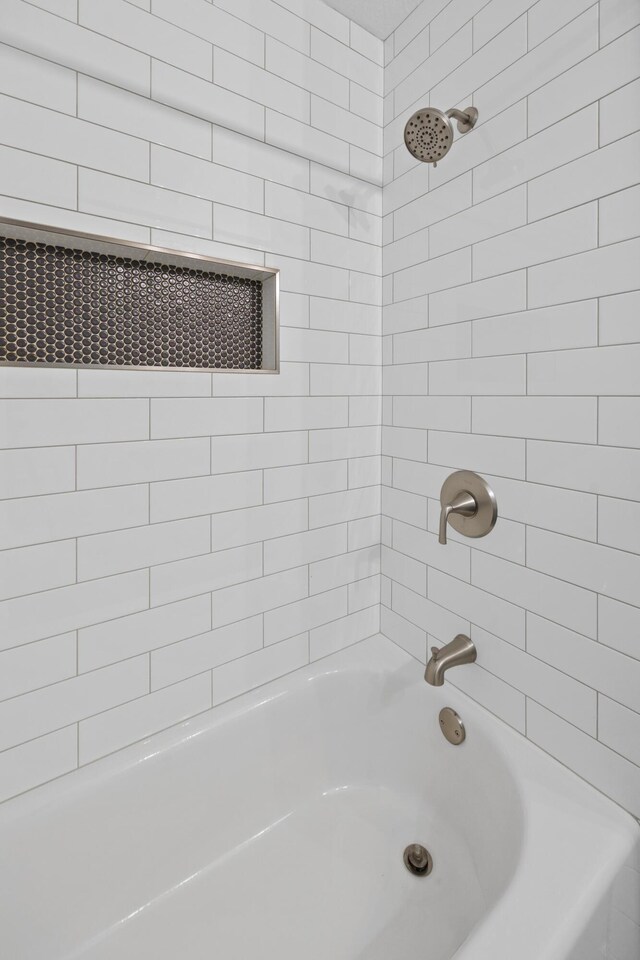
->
438, 491, 477, 545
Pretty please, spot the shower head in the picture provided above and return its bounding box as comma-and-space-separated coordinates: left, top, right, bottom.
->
404, 105, 478, 166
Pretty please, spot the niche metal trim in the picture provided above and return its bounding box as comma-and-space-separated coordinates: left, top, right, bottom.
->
0, 217, 279, 374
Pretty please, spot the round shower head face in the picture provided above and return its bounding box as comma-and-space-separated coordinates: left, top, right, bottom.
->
404, 108, 454, 164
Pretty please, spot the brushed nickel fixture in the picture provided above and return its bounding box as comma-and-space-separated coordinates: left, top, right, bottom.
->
404, 106, 478, 166
438, 707, 466, 745
439, 470, 497, 545
403, 843, 433, 876
425, 634, 477, 686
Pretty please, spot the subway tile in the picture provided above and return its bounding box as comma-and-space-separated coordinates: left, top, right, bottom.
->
151, 543, 262, 607
0, 368, 76, 398
600, 78, 640, 147
0, 541, 76, 602
394, 323, 470, 366
599, 497, 640, 555
217, 0, 310, 54
0, 447, 75, 500
152, 0, 264, 65
394, 23, 472, 116
213, 633, 309, 704
79, 169, 212, 238
349, 454, 382, 489
310, 295, 375, 335
527, 0, 596, 48
0, 728, 77, 804
487, 475, 597, 541
212, 363, 309, 398
527, 440, 640, 501
150, 471, 263, 523
277, 0, 349, 43
600, 0, 640, 45
527, 699, 640, 818
276, 254, 350, 299
310, 162, 381, 217
349, 335, 382, 367
394, 396, 470, 432
78, 517, 210, 581
0, 399, 148, 449
428, 500, 525, 565
312, 230, 380, 275
599, 399, 640, 449
472, 301, 598, 357
529, 344, 640, 396
473, 551, 597, 639
309, 545, 379, 594
264, 525, 347, 575
309, 485, 380, 528
77, 369, 211, 399
79, 0, 211, 78
0, 143, 76, 208
474, 7, 598, 120
78, 595, 211, 672
348, 515, 381, 551
528, 132, 640, 221
212, 126, 308, 192
600, 183, 640, 246
429, 430, 525, 479
474, 204, 597, 280
428, 569, 525, 646
393, 519, 470, 581
528, 27, 640, 133
151, 616, 263, 691
78, 439, 210, 489
429, 355, 526, 396
265, 461, 346, 504
211, 432, 308, 474
383, 486, 428, 528
382, 364, 428, 396
212, 500, 307, 550
381, 545, 427, 596
265, 397, 346, 432
214, 206, 309, 258
264, 587, 347, 646
311, 28, 382, 95
311, 364, 381, 396
528, 614, 640, 714
599, 596, 640, 661
529, 238, 640, 307
349, 574, 380, 612
0, 632, 76, 701
0, 655, 148, 752
79, 673, 211, 763
392, 458, 449, 500
444, 652, 526, 733
394, 248, 471, 301
151, 141, 264, 212
0, 92, 148, 181
152, 61, 264, 142
394, 174, 472, 242
430, 187, 527, 258
392, 580, 469, 646
266, 182, 348, 236
310, 605, 379, 660
429, 271, 527, 326
473, 0, 529, 48
473, 397, 597, 443
215, 48, 309, 124
0, 0, 151, 96
0, 485, 148, 551
267, 110, 349, 172
599, 697, 640, 770
212, 568, 308, 629
310, 426, 379, 462
312, 96, 381, 156
0, 44, 77, 114
151, 398, 263, 439
527, 527, 640, 608
473, 105, 598, 203
266, 36, 348, 107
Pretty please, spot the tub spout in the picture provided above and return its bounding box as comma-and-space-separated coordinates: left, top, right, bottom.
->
425, 634, 477, 686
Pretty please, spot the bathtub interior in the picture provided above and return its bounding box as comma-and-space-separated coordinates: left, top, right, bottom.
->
0, 637, 525, 960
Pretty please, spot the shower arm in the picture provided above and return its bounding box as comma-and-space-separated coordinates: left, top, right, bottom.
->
445, 108, 472, 123
445, 106, 479, 133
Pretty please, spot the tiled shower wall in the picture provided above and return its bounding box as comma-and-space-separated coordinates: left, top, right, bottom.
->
0, 0, 383, 802
381, 0, 640, 817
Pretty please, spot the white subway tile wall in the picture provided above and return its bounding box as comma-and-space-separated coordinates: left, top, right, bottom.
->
382, 0, 640, 819
1, 0, 639, 836
0, 0, 383, 801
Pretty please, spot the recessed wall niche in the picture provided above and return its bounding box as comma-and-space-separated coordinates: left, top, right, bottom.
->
0, 218, 279, 373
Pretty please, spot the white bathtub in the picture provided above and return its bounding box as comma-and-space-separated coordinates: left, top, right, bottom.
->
1, 634, 638, 959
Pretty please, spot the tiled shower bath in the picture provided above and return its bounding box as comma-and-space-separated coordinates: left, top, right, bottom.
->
0, 0, 639, 858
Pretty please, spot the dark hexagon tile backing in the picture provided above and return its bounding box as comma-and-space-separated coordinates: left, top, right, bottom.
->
0, 236, 263, 370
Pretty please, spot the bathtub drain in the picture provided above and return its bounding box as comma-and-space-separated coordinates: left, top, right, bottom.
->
403, 844, 433, 877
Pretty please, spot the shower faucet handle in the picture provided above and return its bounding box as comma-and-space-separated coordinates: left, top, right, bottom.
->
438, 471, 497, 546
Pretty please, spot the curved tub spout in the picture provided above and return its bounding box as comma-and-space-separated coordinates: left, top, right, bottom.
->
425, 634, 477, 686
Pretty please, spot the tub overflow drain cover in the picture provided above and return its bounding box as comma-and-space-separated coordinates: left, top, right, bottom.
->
403, 844, 433, 877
